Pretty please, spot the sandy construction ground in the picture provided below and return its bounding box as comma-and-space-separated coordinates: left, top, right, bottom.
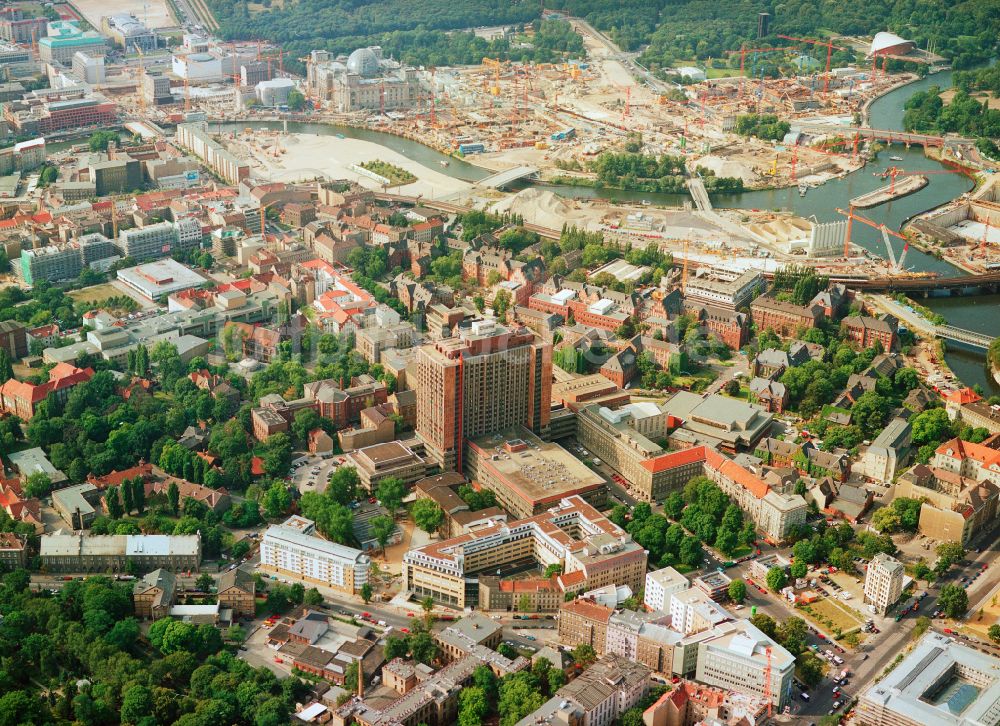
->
243, 133, 473, 199
73, 0, 175, 29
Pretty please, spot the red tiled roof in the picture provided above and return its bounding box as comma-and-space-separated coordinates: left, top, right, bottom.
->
943, 388, 981, 405
640, 445, 708, 473
560, 596, 612, 622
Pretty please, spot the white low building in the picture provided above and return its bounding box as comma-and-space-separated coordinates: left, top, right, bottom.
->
260, 515, 370, 595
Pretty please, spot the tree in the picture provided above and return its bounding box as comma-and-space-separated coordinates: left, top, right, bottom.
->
935, 542, 965, 573
0, 349, 13, 381
360, 582, 373, 604
327, 466, 360, 505
499, 672, 545, 726
420, 595, 435, 626
458, 686, 489, 726
914, 559, 933, 583
370, 515, 396, 553
938, 584, 969, 618
571, 643, 597, 667
196, 573, 214, 593
776, 617, 809, 657
750, 613, 777, 639
287, 88, 307, 111
384, 635, 409, 661
766, 566, 788, 592
790, 561, 808, 579
911, 407, 953, 445
120, 685, 153, 726
988, 624, 1000, 645
22, 472, 52, 498
728, 579, 747, 603
262, 482, 292, 519
122, 478, 135, 514
376, 477, 406, 514
104, 486, 123, 520
167, 481, 180, 515
797, 652, 825, 687
493, 289, 512, 320
304, 588, 324, 607
89, 130, 119, 152
411, 499, 444, 534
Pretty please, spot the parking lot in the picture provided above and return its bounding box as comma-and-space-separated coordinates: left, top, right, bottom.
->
289, 453, 342, 495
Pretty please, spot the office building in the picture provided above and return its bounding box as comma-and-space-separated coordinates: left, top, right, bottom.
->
465, 426, 606, 519
38, 21, 106, 63
0, 532, 27, 570
416, 320, 551, 471
858, 417, 912, 484
72, 51, 105, 85
0, 320, 27, 359
644, 566, 689, 612
695, 620, 795, 710
683, 268, 762, 310
89, 157, 142, 196
51, 482, 102, 529
101, 14, 156, 52
116, 218, 202, 260
142, 71, 173, 106
864, 553, 904, 615
0, 10, 48, 44
668, 587, 732, 636
858, 632, 1000, 726
308, 46, 421, 112
40, 532, 201, 572
259, 515, 370, 595
343, 441, 428, 491
403, 495, 646, 608
175, 122, 250, 184
515, 655, 649, 726
217, 567, 256, 619
4, 95, 118, 136
133, 568, 177, 620
843, 315, 898, 351
661, 391, 774, 453
19, 234, 115, 286
750, 295, 824, 337
116, 259, 210, 301
0, 363, 93, 420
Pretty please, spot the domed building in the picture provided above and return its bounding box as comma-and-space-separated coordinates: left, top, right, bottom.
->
346, 47, 381, 77
869, 31, 916, 57
306, 46, 422, 113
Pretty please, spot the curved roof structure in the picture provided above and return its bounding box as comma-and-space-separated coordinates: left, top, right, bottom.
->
870, 31, 915, 56
347, 48, 380, 77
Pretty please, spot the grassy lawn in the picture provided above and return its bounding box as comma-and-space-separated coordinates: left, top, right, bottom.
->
68, 283, 123, 304
799, 596, 864, 637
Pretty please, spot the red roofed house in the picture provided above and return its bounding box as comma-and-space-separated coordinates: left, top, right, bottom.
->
0, 477, 43, 533
87, 462, 155, 490
0, 362, 94, 420
146, 478, 231, 513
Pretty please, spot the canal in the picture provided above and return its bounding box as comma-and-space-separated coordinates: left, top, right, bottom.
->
220, 68, 997, 390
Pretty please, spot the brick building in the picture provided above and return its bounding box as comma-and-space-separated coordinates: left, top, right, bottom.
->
750, 296, 823, 337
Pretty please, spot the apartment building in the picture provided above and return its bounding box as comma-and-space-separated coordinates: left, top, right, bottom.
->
403, 496, 646, 608
465, 426, 606, 519
858, 417, 912, 484
894, 464, 999, 545
514, 655, 650, 726
176, 123, 250, 185
416, 320, 552, 471
863, 553, 904, 615
259, 516, 370, 595
40, 533, 201, 572
932, 435, 1000, 486
0, 9, 48, 44
38, 20, 106, 63
686, 303, 751, 350
694, 620, 795, 710
644, 566, 689, 612
116, 218, 202, 261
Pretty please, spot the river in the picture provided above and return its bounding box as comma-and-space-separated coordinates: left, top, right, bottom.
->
219, 68, 998, 390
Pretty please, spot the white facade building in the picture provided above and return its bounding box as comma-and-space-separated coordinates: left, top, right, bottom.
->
863, 553, 904, 615
260, 516, 370, 594
644, 566, 689, 612
695, 620, 795, 710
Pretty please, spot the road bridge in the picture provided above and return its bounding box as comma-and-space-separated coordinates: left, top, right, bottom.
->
477, 166, 540, 189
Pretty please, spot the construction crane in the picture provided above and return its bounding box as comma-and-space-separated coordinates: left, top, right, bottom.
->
726, 45, 792, 97
763, 646, 773, 718
777, 35, 847, 94
682, 239, 689, 295
135, 45, 147, 116
836, 206, 909, 265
